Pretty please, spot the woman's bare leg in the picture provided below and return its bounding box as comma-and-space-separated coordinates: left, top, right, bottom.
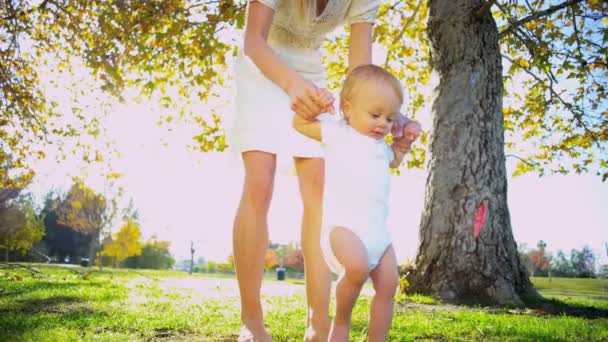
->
233, 151, 277, 342
294, 157, 331, 342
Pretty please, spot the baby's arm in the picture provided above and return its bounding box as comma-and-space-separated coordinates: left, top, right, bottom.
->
293, 115, 321, 142
292, 88, 334, 142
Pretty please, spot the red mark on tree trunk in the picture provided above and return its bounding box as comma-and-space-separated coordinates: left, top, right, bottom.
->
473, 200, 488, 240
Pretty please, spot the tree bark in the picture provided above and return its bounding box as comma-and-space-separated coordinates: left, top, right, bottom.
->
4, 249, 8, 262
406, 0, 538, 307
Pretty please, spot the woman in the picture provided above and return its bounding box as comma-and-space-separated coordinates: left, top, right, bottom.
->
231, 1, 414, 340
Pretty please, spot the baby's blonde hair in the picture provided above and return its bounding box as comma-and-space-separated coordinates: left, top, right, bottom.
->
340, 64, 404, 110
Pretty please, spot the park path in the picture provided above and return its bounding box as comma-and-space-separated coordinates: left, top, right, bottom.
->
127, 274, 374, 302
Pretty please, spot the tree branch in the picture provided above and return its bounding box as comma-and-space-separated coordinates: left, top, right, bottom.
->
498, 0, 584, 39
502, 54, 600, 147
1, 0, 51, 21
475, 0, 498, 19
383, 1, 422, 67
506, 154, 540, 167
570, 7, 587, 70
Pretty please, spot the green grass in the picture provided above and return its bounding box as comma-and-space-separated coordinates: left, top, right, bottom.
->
1, 264, 607, 341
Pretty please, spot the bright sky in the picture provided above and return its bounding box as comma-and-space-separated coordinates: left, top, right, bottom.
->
29, 41, 608, 266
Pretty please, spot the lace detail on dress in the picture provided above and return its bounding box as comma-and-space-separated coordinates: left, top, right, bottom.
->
253, 0, 379, 50
268, 25, 322, 49
313, 0, 347, 23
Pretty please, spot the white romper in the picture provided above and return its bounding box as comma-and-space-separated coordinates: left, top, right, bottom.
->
320, 119, 393, 274
231, 0, 380, 157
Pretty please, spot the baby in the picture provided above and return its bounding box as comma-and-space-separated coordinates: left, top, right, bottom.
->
293, 64, 420, 341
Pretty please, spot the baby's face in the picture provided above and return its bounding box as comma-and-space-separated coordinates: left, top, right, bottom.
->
343, 81, 401, 140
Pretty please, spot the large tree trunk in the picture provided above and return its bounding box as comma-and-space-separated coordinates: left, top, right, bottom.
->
4, 249, 8, 262
406, 0, 538, 307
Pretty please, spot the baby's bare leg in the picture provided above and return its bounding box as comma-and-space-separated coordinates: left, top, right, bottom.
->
328, 227, 369, 342
368, 245, 399, 342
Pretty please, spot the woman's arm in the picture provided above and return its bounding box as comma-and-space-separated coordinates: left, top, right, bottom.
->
244, 2, 328, 118
348, 22, 373, 71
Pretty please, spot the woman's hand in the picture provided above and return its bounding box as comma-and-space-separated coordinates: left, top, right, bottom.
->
288, 78, 334, 120
316, 88, 335, 115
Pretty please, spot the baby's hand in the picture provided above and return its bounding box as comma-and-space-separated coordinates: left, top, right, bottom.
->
315, 88, 335, 115
392, 121, 421, 154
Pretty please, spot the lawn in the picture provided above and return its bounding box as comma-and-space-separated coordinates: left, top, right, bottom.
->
1, 263, 607, 341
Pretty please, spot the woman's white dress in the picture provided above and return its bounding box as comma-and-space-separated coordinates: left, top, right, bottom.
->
231, 0, 380, 158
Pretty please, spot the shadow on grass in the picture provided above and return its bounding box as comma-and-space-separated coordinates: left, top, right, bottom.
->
398, 293, 608, 320
146, 327, 239, 342
11, 295, 95, 314
0, 298, 114, 340
1, 279, 109, 291
524, 297, 608, 319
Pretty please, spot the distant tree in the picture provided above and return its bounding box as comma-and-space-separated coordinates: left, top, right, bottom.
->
55, 181, 113, 266
205, 261, 217, 274
122, 238, 174, 270
517, 243, 532, 274
551, 250, 574, 277
598, 264, 608, 279
98, 235, 114, 267
216, 262, 234, 273
570, 245, 597, 278
100, 219, 142, 268
0, 188, 25, 237
42, 215, 91, 263
284, 248, 304, 272
529, 240, 550, 277
264, 249, 279, 271
0, 193, 45, 261
196, 256, 206, 268
121, 198, 139, 222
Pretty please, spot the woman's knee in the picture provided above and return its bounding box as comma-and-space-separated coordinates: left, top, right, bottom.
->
243, 178, 274, 212
295, 158, 324, 207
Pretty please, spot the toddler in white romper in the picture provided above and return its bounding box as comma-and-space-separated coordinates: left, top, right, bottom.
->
293, 64, 421, 340
320, 118, 393, 274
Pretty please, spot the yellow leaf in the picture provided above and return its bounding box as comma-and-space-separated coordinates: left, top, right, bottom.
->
403, 47, 415, 58
516, 58, 530, 68
106, 173, 124, 179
